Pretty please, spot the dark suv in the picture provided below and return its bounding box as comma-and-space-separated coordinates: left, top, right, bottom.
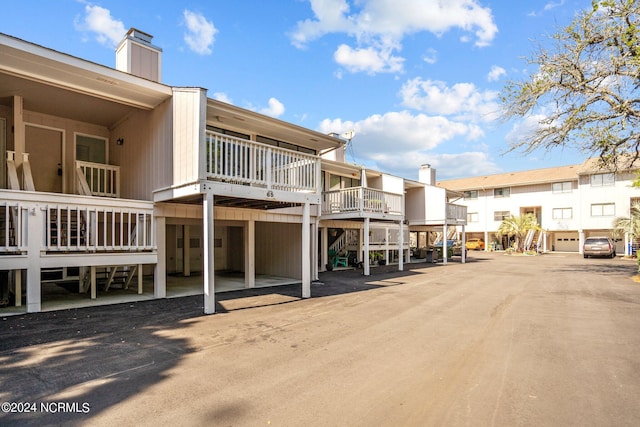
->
583, 236, 616, 258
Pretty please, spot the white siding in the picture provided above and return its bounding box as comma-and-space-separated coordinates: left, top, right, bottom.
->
172, 88, 207, 186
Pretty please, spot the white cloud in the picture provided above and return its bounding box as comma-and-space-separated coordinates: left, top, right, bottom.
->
487, 65, 506, 82
291, 0, 498, 74
260, 97, 286, 118
212, 92, 233, 104
400, 77, 501, 121
423, 48, 438, 64
75, 4, 126, 47
183, 10, 217, 55
334, 44, 404, 74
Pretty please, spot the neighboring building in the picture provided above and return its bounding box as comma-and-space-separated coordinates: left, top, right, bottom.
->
437, 159, 640, 255
0, 30, 466, 315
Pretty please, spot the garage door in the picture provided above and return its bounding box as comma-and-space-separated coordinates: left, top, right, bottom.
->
554, 232, 580, 252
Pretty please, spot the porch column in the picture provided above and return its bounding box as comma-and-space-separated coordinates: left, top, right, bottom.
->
398, 221, 404, 271
461, 225, 466, 264
578, 230, 585, 254
302, 202, 311, 298
154, 216, 167, 298
320, 226, 328, 271
203, 191, 216, 314
244, 219, 255, 288
26, 206, 42, 312
312, 219, 319, 281
484, 231, 489, 251
13, 96, 25, 169
442, 223, 448, 265
183, 225, 191, 277
384, 227, 389, 264
364, 217, 370, 276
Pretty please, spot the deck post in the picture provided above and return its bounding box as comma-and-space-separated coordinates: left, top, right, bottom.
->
154, 215, 166, 298
442, 223, 448, 265
26, 206, 41, 313
461, 225, 466, 264
398, 220, 404, 271
363, 217, 370, 276
244, 219, 255, 288
203, 190, 216, 314
302, 202, 311, 298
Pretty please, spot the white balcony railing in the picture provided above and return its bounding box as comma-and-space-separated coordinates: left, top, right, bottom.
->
447, 203, 467, 222
322, 187, 404, 216
76, 160, 120, 198
0, 190, 153, 255
205, 131, 319, 193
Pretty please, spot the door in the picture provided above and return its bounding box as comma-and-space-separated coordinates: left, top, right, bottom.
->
25, 125, 63, 193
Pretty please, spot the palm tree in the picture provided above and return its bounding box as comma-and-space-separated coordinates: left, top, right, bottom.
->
612, 202, 640, 263
497, 213, 541, 252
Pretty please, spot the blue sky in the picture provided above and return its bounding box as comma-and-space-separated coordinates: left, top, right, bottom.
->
3, 0, 590, 180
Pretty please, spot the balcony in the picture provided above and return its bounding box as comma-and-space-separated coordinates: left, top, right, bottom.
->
447, 203, 467, 224
205, 131, 320, 194
76, 160, 121, 198
0, 190, 154, 270
321, 187, 404, 219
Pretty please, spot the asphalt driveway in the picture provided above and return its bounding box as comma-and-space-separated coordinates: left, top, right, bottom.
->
1, 252, 639, 426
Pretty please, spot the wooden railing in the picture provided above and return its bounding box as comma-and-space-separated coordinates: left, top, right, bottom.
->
205, 131, 320, 193
76, 160, 120, 198
446, 203, 467, 222
321, 187, 404, 216
0, 190, 153, 255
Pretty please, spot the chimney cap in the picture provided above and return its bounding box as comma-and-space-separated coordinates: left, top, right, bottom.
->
126, 28, 154, 44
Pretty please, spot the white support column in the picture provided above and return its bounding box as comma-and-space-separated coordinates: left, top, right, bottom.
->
461, 225, 466, 264
625, 232, 630, 257
154, 216, 166, 298
442, 223, 448, 265
321, 226, 328, 271
384, 227, 389, 264
244, 219, 255, 288
484, 230, 489, 252
14, 270, 22, 307
364, 217, 370, 276
302, 202, 311, 298
398, 221, 404, 271
90, 266, 96, 300
26, 207, 42, 313
578, 230, 585, 254
183, 225, 191, 277
203, 191, 216, 314
312, 219, 319, 281
137, 264, 143, 294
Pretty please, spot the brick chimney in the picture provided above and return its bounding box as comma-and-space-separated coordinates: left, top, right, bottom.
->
116, 28, 162, 82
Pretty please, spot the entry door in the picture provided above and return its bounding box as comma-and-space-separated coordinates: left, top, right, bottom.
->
25, 125, 63, 193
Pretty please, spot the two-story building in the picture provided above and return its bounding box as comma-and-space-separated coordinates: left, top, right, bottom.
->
0, 29, 467, 316
437, 159, 640, 255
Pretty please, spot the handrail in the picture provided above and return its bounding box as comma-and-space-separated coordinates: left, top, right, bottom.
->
321, 186, 404, 216
205, 131, 319, 193
76, 160, 120, 198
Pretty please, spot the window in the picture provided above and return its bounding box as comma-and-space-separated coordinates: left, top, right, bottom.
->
494, 187, 510, 198
590, 173, 615, 187
591, 203, 615, 217
76, 134, 107, 163
552, 208, 572, 219
467, 212, 479, 222
552, 181, 572, 193
464, 190, 478, 200
494, 211, 510, 221
256, 135, 317, 155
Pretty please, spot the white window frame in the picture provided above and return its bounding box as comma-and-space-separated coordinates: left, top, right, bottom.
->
494, 187, 510, 198
590, 173, 615, 187
552, 181, 572, 193
494, 211, 510, 221
590, 203, 615, 217
552, 207, 572, 219
467, 212, 479, 222
464, 190, 478, 200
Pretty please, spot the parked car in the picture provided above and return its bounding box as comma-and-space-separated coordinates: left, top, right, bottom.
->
434, 240, 465, 258
466, 238, 485, 250
583, 236, 616, 258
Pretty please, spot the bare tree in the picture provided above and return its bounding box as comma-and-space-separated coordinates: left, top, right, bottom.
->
500, 0, 640, 169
